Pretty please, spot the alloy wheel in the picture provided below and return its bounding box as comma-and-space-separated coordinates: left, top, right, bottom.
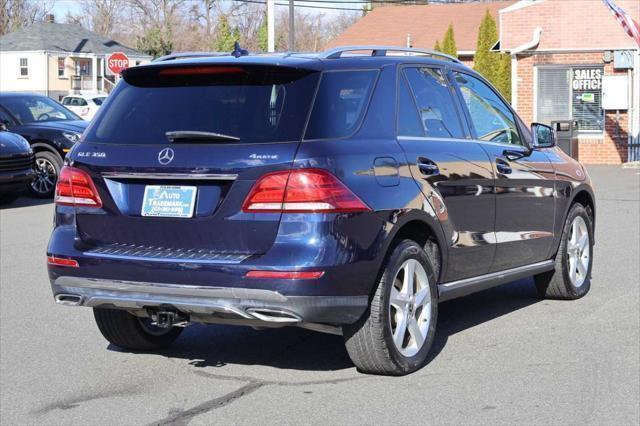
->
566, 216, 590, 287
389, 259, 432, 357
31, 157, 57, 196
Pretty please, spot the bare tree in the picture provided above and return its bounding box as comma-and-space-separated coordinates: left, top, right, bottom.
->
321, 11, 361, 49
64, 0, 124, 38
0, 0, 55, 35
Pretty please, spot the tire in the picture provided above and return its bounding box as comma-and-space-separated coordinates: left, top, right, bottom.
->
93, 308, 183, 351
29, 150, 61, 198
535, 203, 593, 300
343, 240, 438, 375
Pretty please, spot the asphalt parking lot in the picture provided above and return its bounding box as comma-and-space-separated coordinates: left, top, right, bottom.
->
1, 165, 638, 425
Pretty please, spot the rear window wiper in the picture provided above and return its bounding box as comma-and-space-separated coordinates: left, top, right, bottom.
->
165, 130, 240, 142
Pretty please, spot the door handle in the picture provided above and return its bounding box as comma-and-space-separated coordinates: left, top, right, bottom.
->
496, 159, 512, 175
417, 158, 440, 176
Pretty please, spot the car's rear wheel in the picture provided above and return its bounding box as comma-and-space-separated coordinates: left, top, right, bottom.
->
343, 240, 438, 375
29, 151, 61, 198
93, 308, 183, 351
535, 203, 593, 299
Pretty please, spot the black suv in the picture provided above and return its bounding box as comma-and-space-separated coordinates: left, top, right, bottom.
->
0, 93, 88, 197
47, 46, 595, 375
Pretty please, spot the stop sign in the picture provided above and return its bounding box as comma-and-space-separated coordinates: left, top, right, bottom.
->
107, 52, 129, 75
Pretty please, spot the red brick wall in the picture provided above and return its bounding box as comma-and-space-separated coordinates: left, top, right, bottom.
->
514, 51, 629, 165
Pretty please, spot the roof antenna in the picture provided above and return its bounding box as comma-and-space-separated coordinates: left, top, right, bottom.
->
231, 41, 249, 58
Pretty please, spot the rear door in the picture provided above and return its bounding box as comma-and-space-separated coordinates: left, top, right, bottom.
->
395, 66, 496, 282
73, 64, 320, 255
451, 71, 556, 271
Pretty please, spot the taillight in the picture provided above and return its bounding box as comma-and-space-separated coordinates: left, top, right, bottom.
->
80, 107, 89, 116
55, 166, 102, 208
158, 66, 245, 76
242, 169, 370, 213
47, 255, 79, 268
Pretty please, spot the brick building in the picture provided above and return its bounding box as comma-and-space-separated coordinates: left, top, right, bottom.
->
330, 0, 640, 164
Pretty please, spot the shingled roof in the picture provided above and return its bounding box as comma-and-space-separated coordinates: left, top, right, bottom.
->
327, 1, 515, 53
0, 22, 149, 57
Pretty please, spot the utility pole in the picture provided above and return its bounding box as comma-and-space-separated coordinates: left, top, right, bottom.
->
288, 0, 294, 51
267, 0, 275, 52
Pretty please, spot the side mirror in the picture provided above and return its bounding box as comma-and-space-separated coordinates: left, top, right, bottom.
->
531, 123, 556, 148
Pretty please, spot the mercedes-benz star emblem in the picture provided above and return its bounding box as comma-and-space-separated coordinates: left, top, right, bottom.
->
158, 148, 174, 165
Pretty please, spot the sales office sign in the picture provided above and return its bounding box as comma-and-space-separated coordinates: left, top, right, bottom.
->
572, 68, 602, 91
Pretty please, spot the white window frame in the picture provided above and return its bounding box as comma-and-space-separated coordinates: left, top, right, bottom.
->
58, 57, 67, 78
534, 64, 605, 138
18, 57, 29, 78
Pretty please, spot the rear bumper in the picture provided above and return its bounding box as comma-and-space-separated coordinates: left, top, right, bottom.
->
0, 168, 35, 194
50, 276, 368, 325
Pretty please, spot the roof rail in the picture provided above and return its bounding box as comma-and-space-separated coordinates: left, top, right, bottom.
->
320, 45, 461, 64
153, 52, 230, 62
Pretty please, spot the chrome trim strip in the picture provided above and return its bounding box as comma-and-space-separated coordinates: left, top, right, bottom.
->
83, 250, 250, 265
54, 276, 288, 302
102, 172, 238, 180
438, 260, 555, 301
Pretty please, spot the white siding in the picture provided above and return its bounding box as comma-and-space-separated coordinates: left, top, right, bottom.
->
0, 52, 48, 94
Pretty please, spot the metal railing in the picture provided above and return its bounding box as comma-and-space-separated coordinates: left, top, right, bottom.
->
70, 75, 103, 93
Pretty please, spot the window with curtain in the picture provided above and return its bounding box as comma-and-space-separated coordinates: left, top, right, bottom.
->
536, 66, 604, 134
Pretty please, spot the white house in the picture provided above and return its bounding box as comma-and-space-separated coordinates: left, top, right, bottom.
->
0, 16, 151, 101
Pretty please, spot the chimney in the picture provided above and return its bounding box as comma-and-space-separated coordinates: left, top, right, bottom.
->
45, 14, 55, 23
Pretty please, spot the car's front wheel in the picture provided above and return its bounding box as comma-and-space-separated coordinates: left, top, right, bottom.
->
29, 151, 61, 198
93, 308, 183, 351
343, 240, 438, 375
535, 203, 593, 299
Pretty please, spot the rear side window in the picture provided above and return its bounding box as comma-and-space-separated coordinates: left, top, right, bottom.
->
304, 70, 378, 140
397, 77, 423, 137
93, 97, 106, 105
403, 67, 464, 139
84, 65, 320, 144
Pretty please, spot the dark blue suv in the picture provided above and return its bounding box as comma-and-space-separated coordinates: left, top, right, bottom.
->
47, 46, 595, 375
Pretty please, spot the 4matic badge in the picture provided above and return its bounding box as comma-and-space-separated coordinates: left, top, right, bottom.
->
249, 153, 278, 160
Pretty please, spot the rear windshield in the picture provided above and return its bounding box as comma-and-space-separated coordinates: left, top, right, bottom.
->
85, 65, 320, 144
93, 97, 106, 105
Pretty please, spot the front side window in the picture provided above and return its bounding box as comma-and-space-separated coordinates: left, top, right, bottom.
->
19, 58, 29, 77
403, 67, 464, 139
454, 72, 522, 146
305, 70, 378, 140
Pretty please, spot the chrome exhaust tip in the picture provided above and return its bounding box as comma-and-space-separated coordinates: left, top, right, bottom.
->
246, 308, 301, 323
55, 293, 83, 306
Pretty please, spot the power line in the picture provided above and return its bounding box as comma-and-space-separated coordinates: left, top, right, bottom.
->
231, 0, 367, 11
231, 0, 433, 12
